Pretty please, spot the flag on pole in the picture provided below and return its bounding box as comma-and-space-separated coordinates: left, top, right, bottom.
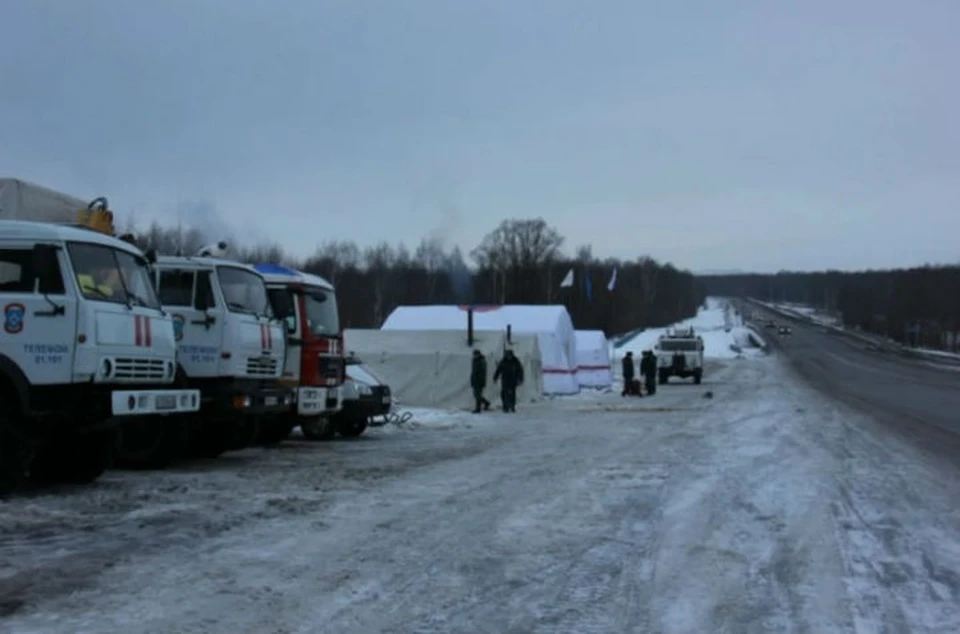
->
559, 268, 574, 288
607, 267, 618, 292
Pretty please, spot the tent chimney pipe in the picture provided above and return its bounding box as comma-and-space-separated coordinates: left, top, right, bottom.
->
467, 308, 474, 346
507, 324, 512, 344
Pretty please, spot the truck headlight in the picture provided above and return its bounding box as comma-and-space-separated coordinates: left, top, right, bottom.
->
100, 358, 113, 379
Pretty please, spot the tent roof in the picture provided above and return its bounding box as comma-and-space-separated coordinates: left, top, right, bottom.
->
575, 329, 608, 349
345, 328, 505, 355
382, 304, 572, 333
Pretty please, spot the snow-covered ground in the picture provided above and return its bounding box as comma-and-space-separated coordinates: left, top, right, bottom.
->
769, 302, 843, 328
3, 313, 960, 632
616, 297, 764, 360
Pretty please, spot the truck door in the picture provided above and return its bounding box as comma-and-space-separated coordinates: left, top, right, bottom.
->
157, 268, 223, 377
0, 242, 77, 389
266, 285, 301, 385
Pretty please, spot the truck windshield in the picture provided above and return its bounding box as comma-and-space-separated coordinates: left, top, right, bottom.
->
68, 242, 161, 310
217, 266, 271, 317
658, 340, 700, 351
304, 288, 339, 337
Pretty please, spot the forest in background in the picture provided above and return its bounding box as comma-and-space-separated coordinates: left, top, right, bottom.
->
702, 266, 960, 351
128, 217, 706, 336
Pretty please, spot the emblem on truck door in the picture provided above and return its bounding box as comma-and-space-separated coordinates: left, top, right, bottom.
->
3, 303, 25, 334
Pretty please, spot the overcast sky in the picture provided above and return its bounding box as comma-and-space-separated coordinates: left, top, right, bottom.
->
2, 1, 958, 272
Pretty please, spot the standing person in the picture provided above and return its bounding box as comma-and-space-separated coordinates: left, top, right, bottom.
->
621, 351, 636, 396
493, 349, 524, 412
642, 350, 658, 395
470, 349, 491, 413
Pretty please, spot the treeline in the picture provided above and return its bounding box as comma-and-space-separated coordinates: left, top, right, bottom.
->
130, 218, 705, 335
702, 266, 960, 349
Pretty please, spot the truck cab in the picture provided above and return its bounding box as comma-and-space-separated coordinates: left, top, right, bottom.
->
0, 220, 200, 493
152, 253, 293, 456
253, 264, 344, 441
655, 327, 705, 385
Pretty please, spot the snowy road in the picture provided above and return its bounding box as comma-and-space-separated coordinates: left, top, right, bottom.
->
754, 303, 960, 454
3, 354, 960, 633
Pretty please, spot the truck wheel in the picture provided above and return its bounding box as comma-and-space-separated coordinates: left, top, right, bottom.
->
0, 421, 31, 497
32, 429, 116, 486
694, 370, 702, 385
658, 371, 668, 385
115, 417, 189, 469
337, 417, 368, 439
301, 416, 335, 441
224, 416, 260, 451
258, 419, 295, 446
188, 421, 230, 459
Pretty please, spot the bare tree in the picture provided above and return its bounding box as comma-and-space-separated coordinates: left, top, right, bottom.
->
364, 242, 395, 325
414, 237, 447, 301
472, 218, 565, 303
305, 240, 361, 285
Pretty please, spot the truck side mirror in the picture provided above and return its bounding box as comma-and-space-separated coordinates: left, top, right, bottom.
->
145, 248, 158, 264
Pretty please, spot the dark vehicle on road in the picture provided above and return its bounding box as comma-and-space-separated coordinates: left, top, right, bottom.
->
778, 326, 792, 335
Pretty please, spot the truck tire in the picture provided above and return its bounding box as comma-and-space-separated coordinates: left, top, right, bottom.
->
0, 421, 31, 497
224, 416, 260, 451
257, 418, 295, 446
115, 416, 189, 469
301, 416, 335, 441
658, 370, 668, 385
31, 429, 116, 486
693, 370, 702, 385
189, 421, 230, 459
337, 417, 368, 439
0, 382, 31, 496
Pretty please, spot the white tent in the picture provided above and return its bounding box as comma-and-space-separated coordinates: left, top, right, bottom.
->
575, 330, 613, 388
344, 328, 544, 409
381, 305, 579, 394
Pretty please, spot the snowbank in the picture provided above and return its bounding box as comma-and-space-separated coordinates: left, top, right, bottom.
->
615, 298, 761, 360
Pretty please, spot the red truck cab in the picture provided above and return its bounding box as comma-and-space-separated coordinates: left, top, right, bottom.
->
253, 264, 344, 441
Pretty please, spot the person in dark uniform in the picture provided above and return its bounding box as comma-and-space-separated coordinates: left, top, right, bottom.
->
641, 350, 658, 395
470, 349, 491, 413
493, 349, 524, 412
621, 351, 636, 396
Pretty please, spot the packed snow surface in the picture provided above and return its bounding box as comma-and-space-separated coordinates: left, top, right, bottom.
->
2, 308, 960, 633
616, 297, 762, 360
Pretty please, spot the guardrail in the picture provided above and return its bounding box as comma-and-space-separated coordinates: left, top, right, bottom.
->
611, 328, 646, 348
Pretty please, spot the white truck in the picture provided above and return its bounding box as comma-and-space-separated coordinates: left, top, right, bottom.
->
655, 327, 705, 385
254, 264, 344, 442
0, 179, 200, 493
151, 252, 293, 458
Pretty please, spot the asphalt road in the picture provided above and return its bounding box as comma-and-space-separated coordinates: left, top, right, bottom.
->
746, 304, 960, 459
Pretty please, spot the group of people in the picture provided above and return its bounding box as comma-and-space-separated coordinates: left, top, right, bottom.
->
470, 349, 525, 413
621, 350, 658, 397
